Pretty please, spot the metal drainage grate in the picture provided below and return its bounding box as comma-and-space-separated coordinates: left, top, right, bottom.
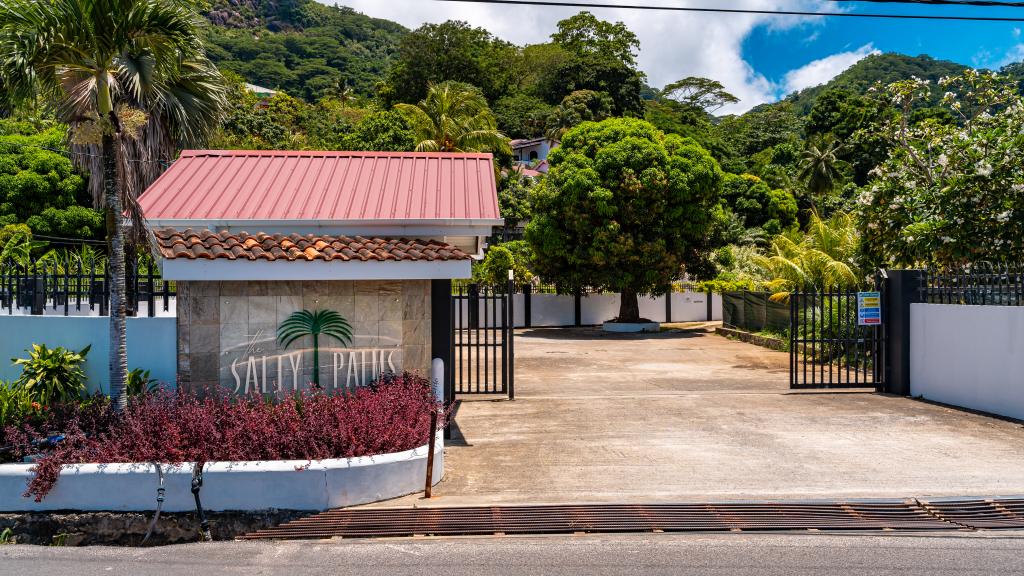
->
240, 501, 969, 541
921, 498, 1024, 529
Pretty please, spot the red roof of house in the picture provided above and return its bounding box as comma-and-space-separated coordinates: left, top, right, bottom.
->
138, 150, 500, 223
154, 228, 470, 262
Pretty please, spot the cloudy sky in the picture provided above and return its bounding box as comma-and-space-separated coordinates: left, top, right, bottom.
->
331, 0, 1024, 114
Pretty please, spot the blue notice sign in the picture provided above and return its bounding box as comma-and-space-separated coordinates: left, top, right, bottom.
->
857, 291, 882, 326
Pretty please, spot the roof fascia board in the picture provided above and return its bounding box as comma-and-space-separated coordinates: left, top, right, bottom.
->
146, 219, 503, 237
160, 258, 472, 282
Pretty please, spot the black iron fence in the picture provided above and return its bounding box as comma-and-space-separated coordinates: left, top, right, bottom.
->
920, 267, 1024, 306
0, 255, 175, 317
789, 288, 885, 390
451, 282, 514, 397
722, 291, 791, 334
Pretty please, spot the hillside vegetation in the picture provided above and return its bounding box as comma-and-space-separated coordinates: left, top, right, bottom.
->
201, 0, 406, 100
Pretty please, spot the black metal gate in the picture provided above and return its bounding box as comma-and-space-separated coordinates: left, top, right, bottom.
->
789, 287, 885, 390
451, 283, 515, 397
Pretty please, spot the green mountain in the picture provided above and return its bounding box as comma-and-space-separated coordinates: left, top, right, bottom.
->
201, 0, 407, 101
781, 53, 968, 115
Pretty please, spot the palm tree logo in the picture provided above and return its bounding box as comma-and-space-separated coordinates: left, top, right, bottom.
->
277, 310, 353, 389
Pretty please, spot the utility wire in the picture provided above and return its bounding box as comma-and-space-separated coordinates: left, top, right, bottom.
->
432, 0, 1024, 20
827, 0, 1024, 6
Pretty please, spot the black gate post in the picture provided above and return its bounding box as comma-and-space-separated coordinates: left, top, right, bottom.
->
664, 290, 672, 323
883, 269, 924, 396
573, 290, 582, 327
431, 279, 454, 408
522, 283, 532, 328
706, 289, 713, 322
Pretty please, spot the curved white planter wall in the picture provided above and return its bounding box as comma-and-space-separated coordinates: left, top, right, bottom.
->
0, 432, 442, 512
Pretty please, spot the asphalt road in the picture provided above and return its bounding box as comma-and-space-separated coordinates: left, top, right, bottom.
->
3, 532, 1024, 576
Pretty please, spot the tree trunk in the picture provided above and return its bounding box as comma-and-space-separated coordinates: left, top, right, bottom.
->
104, 133, 128, 411
617, 289, 641, 323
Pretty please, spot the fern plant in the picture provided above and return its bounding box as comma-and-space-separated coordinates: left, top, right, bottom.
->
12, 344, 90, 406
277, 310, 353, 388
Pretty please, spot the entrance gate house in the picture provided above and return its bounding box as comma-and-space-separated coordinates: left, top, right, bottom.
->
789, 283, 886, 390
136, 150, 504, 402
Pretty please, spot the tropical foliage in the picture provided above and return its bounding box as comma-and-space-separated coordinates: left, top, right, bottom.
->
707, 212, 863, 298
0, 0, 227, 410
395, 82, 510, 154
0, 381, 35, 429
859, 70, 1024, 268
0, 120, 101, 241
474, 241, 534, 287
12, 344, 91, 407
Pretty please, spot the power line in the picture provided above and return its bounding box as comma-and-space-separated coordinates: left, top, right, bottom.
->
828, 0, 1024, 6
432, 0, 1024, 21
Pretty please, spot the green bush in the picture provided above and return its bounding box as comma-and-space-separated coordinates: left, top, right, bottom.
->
12, 344, 90, 406
126, 368, 160, 397
473, 241, 534, 287
0, 381, 34, 428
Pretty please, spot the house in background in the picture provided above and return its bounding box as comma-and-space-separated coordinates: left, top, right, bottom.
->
511, 138, 558, 165
245, 83, 278, 107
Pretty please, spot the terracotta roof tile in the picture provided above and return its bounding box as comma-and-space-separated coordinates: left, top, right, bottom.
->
153, 228, 472, 263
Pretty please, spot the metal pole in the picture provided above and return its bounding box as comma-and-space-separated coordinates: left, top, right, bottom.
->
424, 410, 438, 498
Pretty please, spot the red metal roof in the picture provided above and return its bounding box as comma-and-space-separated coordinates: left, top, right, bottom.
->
138, 150, 501, 223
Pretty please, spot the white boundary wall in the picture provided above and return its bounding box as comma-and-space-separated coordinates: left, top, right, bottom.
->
0, 431, 443, 512
910, 303, 1024, 421
458, 290, 722, 328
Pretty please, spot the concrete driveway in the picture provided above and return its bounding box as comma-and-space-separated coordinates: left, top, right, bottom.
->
377, 327, 1024, 506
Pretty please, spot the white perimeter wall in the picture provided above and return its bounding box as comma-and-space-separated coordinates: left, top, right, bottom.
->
0, 316, 177, 394
910, 303, 1024, 421
457, 291, 722, 328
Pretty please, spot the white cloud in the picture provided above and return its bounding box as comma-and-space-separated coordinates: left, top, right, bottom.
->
330, 0, 853, 113
781, 43, 879, 94
997, 44, 1024, 68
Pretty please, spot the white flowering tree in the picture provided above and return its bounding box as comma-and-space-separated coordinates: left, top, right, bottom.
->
859, 70, 1024, 268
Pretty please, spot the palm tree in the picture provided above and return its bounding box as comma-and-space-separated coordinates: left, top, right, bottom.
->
395, 81, 510, 154
544, 103, 579, 143
0, 0, 226, 410
278, 310, 353, 390
799, 136, 845, 212
336, 79, 354, 107
755, 212, 861, 298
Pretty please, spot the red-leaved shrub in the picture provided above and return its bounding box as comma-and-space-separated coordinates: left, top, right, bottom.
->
5, 373, 444, 501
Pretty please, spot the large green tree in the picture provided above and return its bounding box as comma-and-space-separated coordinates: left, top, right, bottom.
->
0, 0, 226, 409
538, 12, 645, 117
381, 20, 519, 105
0, 120, 102, 240
526, 118, 723, 323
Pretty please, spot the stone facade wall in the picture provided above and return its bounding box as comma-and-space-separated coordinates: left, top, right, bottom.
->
176, 280, 431, 393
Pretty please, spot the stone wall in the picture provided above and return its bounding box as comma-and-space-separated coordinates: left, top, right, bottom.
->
176, 280, 431, 393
